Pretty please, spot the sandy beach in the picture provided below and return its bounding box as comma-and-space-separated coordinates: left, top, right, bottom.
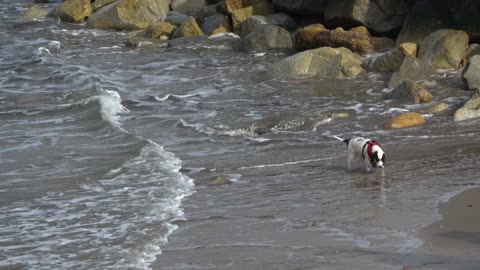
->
403, 187, 480, 269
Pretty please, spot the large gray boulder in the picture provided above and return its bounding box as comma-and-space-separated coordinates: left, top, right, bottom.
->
387, 80, 432, 104
464, 44, 480, 62
454, 90, 480, 122
397, 0, 480, 45
164, 11, 190, 27
243, 24, 293, 52
418, 29, 469, 70
462, 55, 480, 90
242, 13, 296, 37
325, 0, 408, 34
87, 0, 170, 30
269, 47, 364, 78
389, 56, 435, 88
92, 0, 116, 11
362, 48, 404, 72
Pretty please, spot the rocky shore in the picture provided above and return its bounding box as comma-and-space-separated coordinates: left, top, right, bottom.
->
26, 0, 480, 126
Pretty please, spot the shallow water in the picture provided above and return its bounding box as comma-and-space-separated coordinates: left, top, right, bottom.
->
1, 1, 479, 270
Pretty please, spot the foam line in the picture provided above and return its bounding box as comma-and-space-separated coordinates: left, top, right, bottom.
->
238, 157, 336, 170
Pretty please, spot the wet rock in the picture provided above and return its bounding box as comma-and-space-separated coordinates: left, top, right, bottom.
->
399, 42, 417, 57
324, 0, 408, 34
384, 112, 426, 129
389, 56, 435, 88
242, 13, 296, 37
24, 5, 50, 20
196, 4, 219, 20
170, 0, 206, 15
87, 0, 170, 30
145, 21, 177, 39
397, 0, 480, 45
164, 11, 190, 27
167, 35, 241, 50
217, 0, 269, 15
207, 176, 231, 185
201, 14, 232, 36
172, 17, 204, 38
371, 37, 395, 51
464, 44, 480, 62
418, 29, 469, 70
272, 0, 328, 16
350, 26, 370, 36
387, 80, 432, 104
454, 90, 480, 122
269, 47, 364, 78
92, 0, 116, 12
231, 2, 274, 33
294, 24, 327, 52
124, 37, 167, 48
167, 35, 208, 47
52, 0, 92, 23
362, 48, 404, 72
428, 103, 449, 114
462, 55, 480, 90
243, 24, 293, 52
314, 28, 374, 55
330, 112, 350, 119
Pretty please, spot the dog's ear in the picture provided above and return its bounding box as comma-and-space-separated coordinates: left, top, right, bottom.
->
381, 154, 386, 164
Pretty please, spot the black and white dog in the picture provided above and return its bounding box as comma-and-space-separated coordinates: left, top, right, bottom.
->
333, 136, 386, 171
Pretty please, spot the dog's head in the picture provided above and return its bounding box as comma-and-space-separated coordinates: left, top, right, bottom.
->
370, 150, 386, 168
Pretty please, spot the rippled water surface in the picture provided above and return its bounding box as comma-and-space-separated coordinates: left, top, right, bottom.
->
1, 1, 480, 270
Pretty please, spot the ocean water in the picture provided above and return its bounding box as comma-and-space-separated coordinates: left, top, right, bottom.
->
1, 1, 480, 270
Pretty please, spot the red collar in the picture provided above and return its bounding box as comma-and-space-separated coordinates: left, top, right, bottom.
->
367, 141, 381, 157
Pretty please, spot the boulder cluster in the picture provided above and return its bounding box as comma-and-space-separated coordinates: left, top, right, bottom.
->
27, 0, 480, 127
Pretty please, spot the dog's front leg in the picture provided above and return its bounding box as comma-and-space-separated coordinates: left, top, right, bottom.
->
347, 153, 354, 171
363, 160, 371, 172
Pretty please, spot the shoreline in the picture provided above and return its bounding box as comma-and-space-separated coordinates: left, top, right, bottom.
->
403, 187, 480, 269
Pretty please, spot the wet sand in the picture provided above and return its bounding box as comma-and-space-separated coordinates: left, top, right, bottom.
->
403, 187, 480, 269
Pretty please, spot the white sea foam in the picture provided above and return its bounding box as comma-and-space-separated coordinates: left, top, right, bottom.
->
238, 157, 336, 170
0, 141, 195, 270
85, 89, 128, 128
154, 92, 200, 101
208, 32, 240, 39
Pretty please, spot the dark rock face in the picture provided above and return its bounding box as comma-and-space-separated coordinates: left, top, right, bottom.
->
397, 0, 480, 44
272, 0, 328, 16
325, 0, 409, 35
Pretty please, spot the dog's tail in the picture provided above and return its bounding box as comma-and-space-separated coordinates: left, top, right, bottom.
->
332, 135, 349, 145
